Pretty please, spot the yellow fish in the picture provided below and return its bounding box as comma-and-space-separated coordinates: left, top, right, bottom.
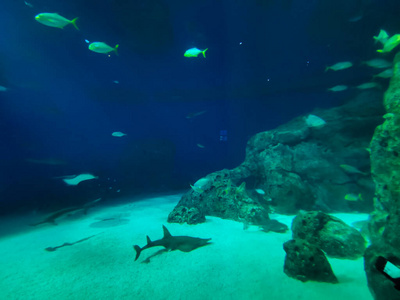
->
35, 13, 79, 30
184, 48, 208, 58
377, 34, 400, 53
89, 42, 119, 55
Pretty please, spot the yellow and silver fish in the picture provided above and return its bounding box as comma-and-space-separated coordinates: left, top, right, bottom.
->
184, 47, 208, 58
35, 13, 79, 30
89, 42, 119, 55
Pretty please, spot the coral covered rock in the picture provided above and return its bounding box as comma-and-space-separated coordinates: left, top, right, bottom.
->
169, 91, 383, 224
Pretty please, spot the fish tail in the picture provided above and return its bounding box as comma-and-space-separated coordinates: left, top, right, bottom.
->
202, 48, 208, 58
324, 66, 330, 72
133, 245, 142, 261
114, 44, 119, 56
71, 17, 79, 30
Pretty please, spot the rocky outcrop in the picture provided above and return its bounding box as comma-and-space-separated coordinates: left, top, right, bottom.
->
291, 211, 366, 259
168, 169, 271, 225
365, 52, 400, 299
168, 90, 383, 224
283, 239, 338, 283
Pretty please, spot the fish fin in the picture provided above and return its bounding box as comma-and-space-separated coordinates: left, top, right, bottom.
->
202, 48, 208, 58
377, 49, 383, 53
162, 225, 172, 238
133, 245, 141, 261
71, 17, 79, 30
146, 235, 152, 244
324, 66, 330, 72
114, 44, 119, 56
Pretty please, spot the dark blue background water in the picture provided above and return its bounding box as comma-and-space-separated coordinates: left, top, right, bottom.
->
1, 0, 399, 213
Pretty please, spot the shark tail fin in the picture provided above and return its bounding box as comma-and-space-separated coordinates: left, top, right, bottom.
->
162, 225, 172, 238
133, 245, 142, 261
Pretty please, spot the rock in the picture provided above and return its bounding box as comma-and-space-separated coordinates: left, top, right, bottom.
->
167, 205, 205, 225
168, 169, 270, 225
291, 211, 366, 259
283, 239, 338, 283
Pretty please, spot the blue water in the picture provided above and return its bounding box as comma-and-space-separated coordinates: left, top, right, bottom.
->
0, 0, 398, 213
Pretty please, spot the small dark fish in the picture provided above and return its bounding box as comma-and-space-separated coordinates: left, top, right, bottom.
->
260, 219, 289, 233
133, 225, 211, 261
30, 198, 101, 226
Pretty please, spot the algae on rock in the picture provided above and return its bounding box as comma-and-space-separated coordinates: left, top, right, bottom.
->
365, 52, 400, 300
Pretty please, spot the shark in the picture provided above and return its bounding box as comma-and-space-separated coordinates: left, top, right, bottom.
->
30, 198, 101, 226
133, 225, 211, 261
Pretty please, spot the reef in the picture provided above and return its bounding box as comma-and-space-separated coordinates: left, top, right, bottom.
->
168, 90, 383, 225
365, 52, 400, 299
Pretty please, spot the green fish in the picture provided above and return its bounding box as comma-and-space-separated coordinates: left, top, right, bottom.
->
344, 193, 363, 202
35, 13, 79, 30
89, 42, 119, 55
377, 34, 400, 53
325, 61, 353, 72
373, 29, 389, 45
184, 47, 208, 58
327, 85, 348, 92
356, 82, 381, 90
373, 68, 393, 79
340, 164, 368, 176
361, 58, 392, 69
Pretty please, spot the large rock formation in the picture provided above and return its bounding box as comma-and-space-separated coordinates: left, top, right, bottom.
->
168, 91, 383, 225
365, 52, 400, 299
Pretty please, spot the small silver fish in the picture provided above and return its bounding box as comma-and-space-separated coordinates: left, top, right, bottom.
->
112, 132, 126, 137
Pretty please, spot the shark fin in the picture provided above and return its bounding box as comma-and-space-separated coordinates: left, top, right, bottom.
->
146, 235, 152, 244
162, 225, 172, 238
133, 245, 141, 261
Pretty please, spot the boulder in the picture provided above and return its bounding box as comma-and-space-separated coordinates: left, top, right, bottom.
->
292, 210, 366, 259
283, 239, 338, 283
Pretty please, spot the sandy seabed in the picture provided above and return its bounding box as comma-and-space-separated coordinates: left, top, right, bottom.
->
0, 194, 373, 300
